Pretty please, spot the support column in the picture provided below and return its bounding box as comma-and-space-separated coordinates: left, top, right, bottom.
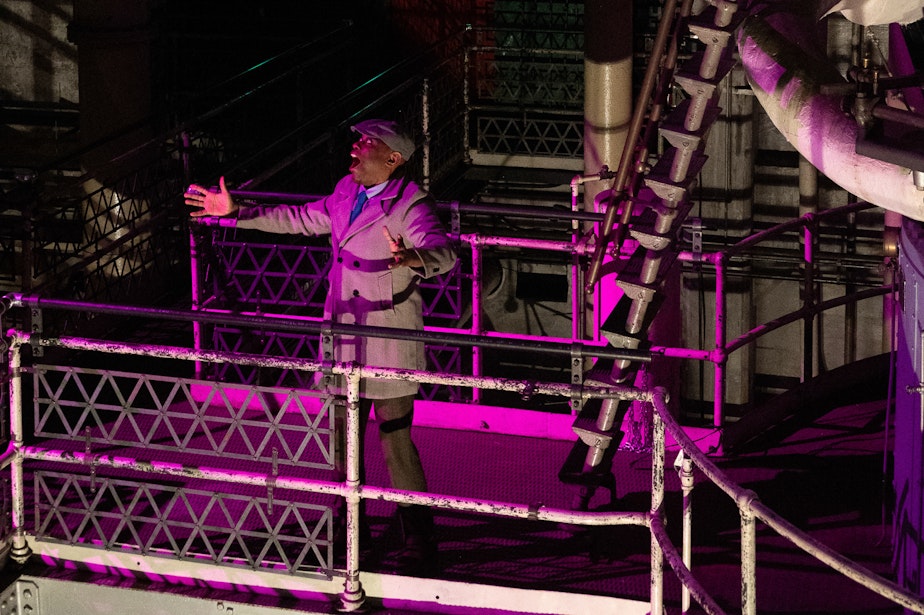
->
68, 0, 155, 177
583, 0, 633, 212
584, 0, 633, 339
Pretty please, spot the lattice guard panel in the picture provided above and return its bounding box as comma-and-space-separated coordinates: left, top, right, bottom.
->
32, 365, 338, 470
31, 471, 338, 578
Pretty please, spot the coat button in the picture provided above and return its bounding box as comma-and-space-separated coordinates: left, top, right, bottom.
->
353, 260, 360, 267
352, 289, 360, 297
337, 257, 343, 263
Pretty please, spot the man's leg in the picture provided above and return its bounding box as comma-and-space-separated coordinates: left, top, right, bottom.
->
372, 395, 426, 493
373, 395, 435, 570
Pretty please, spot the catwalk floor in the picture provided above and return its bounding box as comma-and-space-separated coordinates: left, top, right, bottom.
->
5, 392, 908, 614
363, 398, 901, 614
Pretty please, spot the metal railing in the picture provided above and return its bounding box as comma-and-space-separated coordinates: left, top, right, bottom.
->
192, 195, 889, 423
675, 200, 893, 429
1, 295, 920, 614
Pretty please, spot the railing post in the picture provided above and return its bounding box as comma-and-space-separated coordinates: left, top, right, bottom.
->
340, 367, 366, 612
470, 235, 483, 404
679, 452, 695, 614
739, 491, 758, 615
650, 409, 666, 615
7, 341, 30, 564
462, 35, 472, 166
713, 253, 727, 428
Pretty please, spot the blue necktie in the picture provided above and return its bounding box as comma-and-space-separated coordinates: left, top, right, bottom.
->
349, 191, 368, 224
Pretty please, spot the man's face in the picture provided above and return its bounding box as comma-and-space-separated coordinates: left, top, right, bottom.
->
349, 134, 402, 187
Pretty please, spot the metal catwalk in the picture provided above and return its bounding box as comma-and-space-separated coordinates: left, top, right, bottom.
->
0, 390, 904, 614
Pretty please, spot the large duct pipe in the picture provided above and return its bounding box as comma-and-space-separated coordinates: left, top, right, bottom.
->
583, 0, 633, 212
583, 0, 634, 347
737, 0, 924, 221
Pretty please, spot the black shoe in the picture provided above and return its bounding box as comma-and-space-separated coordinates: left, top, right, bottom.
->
393, 505, 437, 575
393, 533, 437, 575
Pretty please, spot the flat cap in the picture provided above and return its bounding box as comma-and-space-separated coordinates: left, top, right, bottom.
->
351, 119, 417, 160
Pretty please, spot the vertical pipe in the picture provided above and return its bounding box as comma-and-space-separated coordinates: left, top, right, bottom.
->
845, 211, 857, 363
584, 0, 636, 306
586, 0, 687, 292
680, 454, 695, 614
8, 343, 30, 563
799, 156, 820, 377
421, 78, 431, 192
470, 236, 483, 404
740, 503, 757, 615
584, 0, 633, 333
583, 0, 632, 211
802, 217, 816, 382
180, 131, 193, 184
340, 369, 366, 612
21, 200, 34, 296
650, 411, 666, 615
713, 255, 727, 428
680, 455, 693, 613
572, 251, 583, 342
570, 180, 585, 342
189, 227, 203, 378
462, 45, 472, 165
883, 210, 901, 354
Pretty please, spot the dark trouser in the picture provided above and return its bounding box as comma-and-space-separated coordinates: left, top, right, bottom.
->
359, 395, 428, 494
359, 395, 433, 542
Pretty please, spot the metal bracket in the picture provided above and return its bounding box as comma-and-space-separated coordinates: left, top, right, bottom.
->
320, 322, 335, 387
0, 579, 39, 614
449, 200, 461, 240
268, 448, 278, 516
687, 217, 703, 258
85, 427, 97, 493
29, 306, 43, 358
570, 343, 584, 414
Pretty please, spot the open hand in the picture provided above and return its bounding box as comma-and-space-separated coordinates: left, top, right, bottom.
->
186, 176, 238, 217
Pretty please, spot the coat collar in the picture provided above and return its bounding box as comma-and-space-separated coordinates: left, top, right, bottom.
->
340, 176, 413, 241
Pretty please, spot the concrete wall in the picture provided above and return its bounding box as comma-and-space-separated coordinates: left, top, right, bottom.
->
1, 1, 77, 104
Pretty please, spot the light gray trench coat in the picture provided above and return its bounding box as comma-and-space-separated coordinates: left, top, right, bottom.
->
235, 174, 458, 399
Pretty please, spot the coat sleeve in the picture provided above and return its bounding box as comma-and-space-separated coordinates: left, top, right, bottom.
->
399, 196, 458, 280
235, 198, 332, 237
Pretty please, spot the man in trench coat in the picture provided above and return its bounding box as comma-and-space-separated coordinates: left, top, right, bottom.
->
186, 118, 457, 572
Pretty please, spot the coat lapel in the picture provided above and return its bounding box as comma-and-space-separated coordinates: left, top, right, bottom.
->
340, 178, 404, 244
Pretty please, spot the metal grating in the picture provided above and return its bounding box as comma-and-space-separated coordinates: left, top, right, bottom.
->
32, 471, 336, 577
473, 55, 584, 107
476, 114, 583, 158
33, 365, 337, 470
210, 327, 322, 388
211, 234, 332, 311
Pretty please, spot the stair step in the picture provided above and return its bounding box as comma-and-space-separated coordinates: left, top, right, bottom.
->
645, 151, 708, 204
600, 291, 665, 338
630, 199, 694, 250
614, 244, 680, 289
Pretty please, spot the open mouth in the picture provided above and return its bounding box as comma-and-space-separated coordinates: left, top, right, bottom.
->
349, 154, 361, 171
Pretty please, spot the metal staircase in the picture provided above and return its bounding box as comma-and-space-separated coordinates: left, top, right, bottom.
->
561, 0, 742, 501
